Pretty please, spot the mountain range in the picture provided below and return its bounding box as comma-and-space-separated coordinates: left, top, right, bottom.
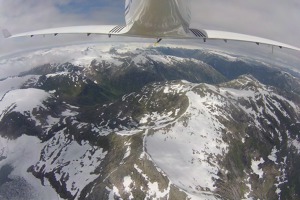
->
0, 44, 299, 200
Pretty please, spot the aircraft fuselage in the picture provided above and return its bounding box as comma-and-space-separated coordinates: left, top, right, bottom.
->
125, 0, 191, 37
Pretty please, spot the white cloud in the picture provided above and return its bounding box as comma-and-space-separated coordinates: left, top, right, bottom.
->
0, 0, 123, 55
190, 0, 300, 45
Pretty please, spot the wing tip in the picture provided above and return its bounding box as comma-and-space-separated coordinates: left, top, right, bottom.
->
2, 29, 12, 38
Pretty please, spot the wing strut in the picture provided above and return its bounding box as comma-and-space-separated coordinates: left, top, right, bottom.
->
154, 38, 162, 46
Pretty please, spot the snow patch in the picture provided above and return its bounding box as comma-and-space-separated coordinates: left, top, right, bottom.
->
46, 71, 70, 78
268, 147, 278, 162
290, 139, 300, 154
123, 176, 134, 199
0, 88, 50, 121
106, 185, 121, 200
0, 135, 58, 199
123, 176, 133, 192
148, 55, 171, 64
134, 164, 169, 199
34, 131, 107, 198
209, 50, 238, 62
123, 146, 131, 160
146, 86, 228, 197
132, 54, 148, 67
251, 158, 265, 179
0, 75, 39, 97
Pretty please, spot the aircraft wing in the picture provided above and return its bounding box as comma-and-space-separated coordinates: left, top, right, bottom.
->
2, 25, 129, 38
3, 25, 300, 52
188, 28, 300, 52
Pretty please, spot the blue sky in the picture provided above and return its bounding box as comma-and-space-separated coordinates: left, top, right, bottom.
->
0, 0, 300, 57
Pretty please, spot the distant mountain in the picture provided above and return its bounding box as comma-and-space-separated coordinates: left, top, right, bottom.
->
0, 44, 299, 200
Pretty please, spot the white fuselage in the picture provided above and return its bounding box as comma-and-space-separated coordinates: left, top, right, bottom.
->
125, 0, 191, 37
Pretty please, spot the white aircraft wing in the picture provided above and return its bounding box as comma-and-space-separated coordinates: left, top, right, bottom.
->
188, 28, 300, 52
3, 25, 300, 52
2, 25, 129, 38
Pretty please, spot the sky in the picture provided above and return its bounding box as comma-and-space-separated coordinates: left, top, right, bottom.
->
0, 0, 300, 57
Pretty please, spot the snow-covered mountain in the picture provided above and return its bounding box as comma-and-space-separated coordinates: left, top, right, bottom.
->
0, 44, 300, 200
